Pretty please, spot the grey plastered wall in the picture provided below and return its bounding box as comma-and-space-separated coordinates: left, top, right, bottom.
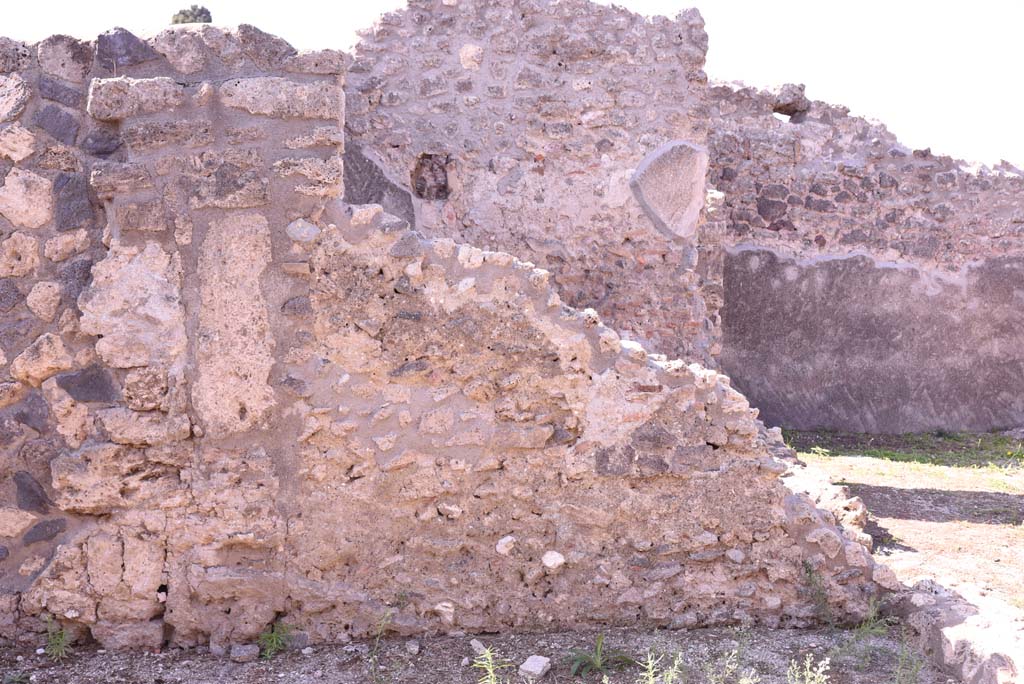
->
707, 82, 1024, 433
722, 247, 1024, 433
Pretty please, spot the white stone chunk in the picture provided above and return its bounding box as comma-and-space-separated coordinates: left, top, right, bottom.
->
286, 218, 321, 243
519, 655, 551, 679
0, 123, 35, 161
495, 535, 516, 555
541, 551, 565, 569
0, 168, 54, 229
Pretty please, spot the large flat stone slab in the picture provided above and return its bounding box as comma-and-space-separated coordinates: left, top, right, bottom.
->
629, 140, 709, 241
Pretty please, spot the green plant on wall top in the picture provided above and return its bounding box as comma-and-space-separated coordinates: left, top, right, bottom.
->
172, 5, 212, 24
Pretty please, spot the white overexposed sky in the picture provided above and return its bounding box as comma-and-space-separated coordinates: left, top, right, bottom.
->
3, 0, 1022, 166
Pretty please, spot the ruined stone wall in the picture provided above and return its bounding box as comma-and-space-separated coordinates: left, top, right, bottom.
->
707, 83, 1024, 433
344, 0, 720, 364
0, 23, 347, 648
0, 20, 893, 652
341, 0, 1024, 434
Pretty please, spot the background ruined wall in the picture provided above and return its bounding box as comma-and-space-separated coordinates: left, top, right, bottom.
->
706, 83, 1024, 433
344, 0, 720, 365
0, 18, 892, 652
344, 0, 1024, 435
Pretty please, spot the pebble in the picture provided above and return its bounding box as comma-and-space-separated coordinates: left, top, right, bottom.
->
461, 657, 471, 666
405, 639, 420, 655
35, 648, 44, 655
469, 638, 487, 655
301, 646, 314, 655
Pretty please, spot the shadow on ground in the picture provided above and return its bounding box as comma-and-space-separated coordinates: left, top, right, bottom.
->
862, 517, 917, 555
843, 482, 1024, 525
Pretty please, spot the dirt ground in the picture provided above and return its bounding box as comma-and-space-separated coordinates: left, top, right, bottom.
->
1, 624, 955, 684
790, 430, 1024, 613
5, 430, 1017, 684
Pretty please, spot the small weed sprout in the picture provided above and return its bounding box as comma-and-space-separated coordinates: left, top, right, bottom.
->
257, 621, 293, 659
802, 561, 835, 626
854, 600, 891, 640
876, 530, 905, 547
472, 646, 514, 684
733, 624, 755, 661
637, 652, 662, 684
636, 652, 687, 684
44, 615, 70, 663
662, 653, 688, 684
894, 633, 924, 684
830, 598, 893, 667
569, 633, 636, 678
3, 673, 29, 684
368, 609, 394, 684
706, 650, 761, 684
786, 654, 830, 684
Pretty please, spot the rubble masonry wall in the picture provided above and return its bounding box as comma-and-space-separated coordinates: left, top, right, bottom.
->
0, 18, 891, 651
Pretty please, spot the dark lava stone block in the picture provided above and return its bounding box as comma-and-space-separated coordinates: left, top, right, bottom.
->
23, 518, 67, 545
56, 366, 120, 403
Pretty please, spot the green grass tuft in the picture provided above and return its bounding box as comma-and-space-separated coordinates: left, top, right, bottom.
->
257, 621, 292, 660
893, 632, 924, 684
569, 633, 636, 678
786, 429, 1024, 469
801, 561, 835, 627
44, 616, 70, 663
